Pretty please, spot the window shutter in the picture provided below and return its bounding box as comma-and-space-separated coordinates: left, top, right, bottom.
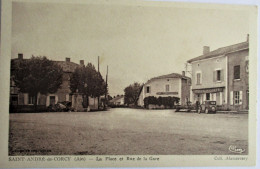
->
230, 91, 233, 105
24, 93, 28, 105
66, 94, 69, 101
196, 73, 198, 84
201, 73, 202, 84
221, 69, 224, 81
239, 91, 243, 105
213, 71, 216, 82
46, 96, 50, 106
55, 95, 58, 104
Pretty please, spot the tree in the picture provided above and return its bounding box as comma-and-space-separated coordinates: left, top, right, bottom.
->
13, 56, 63, 108
70, 63, 106, 108
124, 82, 141, 105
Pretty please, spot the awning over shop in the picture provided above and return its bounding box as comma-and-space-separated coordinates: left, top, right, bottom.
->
192, 87, 224, 94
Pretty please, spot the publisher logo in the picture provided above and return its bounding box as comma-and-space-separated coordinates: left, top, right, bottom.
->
229, 145, 245, 154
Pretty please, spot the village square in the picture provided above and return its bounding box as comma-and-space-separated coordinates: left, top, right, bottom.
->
8, 2, 250, 155
9, 35, 249, 155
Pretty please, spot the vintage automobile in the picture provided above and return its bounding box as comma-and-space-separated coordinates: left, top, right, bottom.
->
198, 101, 217, 114
47, 101, 74, 112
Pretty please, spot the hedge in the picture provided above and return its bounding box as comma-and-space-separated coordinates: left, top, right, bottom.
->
143, 96, 180, 108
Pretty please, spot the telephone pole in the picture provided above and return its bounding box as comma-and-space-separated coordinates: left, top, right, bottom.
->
97, 56, 100, 110
104, 65, 108, 110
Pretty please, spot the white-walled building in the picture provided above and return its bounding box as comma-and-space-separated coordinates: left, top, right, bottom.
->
137, 73, 191, 107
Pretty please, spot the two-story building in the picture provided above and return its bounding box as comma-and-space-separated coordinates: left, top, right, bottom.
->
10, 54, 99, 112
187, 35, 249, 110
137, 72, 191, 107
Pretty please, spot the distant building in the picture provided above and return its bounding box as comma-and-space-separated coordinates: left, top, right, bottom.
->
187, 35, 249, 111
137, 72, 191, 107
10, 54, 98, 112
109, 95, 125, 106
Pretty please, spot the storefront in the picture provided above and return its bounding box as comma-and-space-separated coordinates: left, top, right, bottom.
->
192, 87, 225, 105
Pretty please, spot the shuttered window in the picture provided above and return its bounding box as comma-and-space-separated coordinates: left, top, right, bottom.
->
165, 84, 170, 92
217, 70, 221, 81
28, 94, 35, 105
146, 86, 150, 93
233, 91, 243, 105
234, 91, 240, 105
234, 65, 240, 80
213, 69, 224, 82
196, 73, 201, 85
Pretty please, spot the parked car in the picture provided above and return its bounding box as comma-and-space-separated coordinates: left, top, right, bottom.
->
47, 101, 74, 112
198, 101, 217, 114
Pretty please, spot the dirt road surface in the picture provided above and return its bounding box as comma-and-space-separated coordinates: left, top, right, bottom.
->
9, 108, 248, 155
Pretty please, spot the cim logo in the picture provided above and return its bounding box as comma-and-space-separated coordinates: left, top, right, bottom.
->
229, 145, 245, 154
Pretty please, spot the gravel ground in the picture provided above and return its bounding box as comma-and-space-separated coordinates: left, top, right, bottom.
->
9, 108, 248, 155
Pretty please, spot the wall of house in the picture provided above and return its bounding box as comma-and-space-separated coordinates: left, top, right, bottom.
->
137, 87, 144, 106
227, 49, 249, 110
191, 55, 226, 90
181, 78, 190, 105
55, 73, 72, 103
138, 77, 182, 106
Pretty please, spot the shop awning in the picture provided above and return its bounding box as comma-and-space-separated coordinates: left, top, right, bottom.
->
192, 87, 224, 94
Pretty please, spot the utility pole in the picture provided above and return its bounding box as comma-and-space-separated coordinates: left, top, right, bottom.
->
104, 65, 108, 110
97, 56, 100, 110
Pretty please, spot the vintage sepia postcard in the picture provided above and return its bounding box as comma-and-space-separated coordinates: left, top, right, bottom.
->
0, 0, 258, 168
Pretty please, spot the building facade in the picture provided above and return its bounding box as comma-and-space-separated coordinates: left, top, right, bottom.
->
137, 73, 191, 107
187, 36, 249, 110
10, 54, 98, 111
109, 95, 125, 106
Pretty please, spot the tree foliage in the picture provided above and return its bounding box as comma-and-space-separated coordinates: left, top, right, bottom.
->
124, 82, 142, 105
13, 56, 63, 106
70, 63, 106, 98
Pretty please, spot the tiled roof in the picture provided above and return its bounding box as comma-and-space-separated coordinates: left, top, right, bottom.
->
148, 73, 190, 82
110, 95, 124, 102
53, 61, 79, 72
11, 58, 80, 73
187, 41, 249, 63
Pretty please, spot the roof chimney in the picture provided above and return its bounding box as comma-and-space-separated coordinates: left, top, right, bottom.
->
247, 34, 249, 42
18, 53, 23, 60
80, 60, 84, 66
66, 57, 70, 62
203, 46, 210, 55
182, 71, 185, 76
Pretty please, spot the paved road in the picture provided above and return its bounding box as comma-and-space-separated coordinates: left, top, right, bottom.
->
9, 108, 248, 155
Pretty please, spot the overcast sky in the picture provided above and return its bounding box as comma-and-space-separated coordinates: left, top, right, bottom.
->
11, 1, 249, 96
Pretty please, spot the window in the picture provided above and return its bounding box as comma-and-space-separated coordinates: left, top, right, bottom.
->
165, 84, 170, 92
196, 73, 201, 85
28, 94, 35, 105
234, 65, 240, 80
206, 93, 210, 100
146, 86, 150, 93
234, 91, 240, 105
217, 70, 221, 81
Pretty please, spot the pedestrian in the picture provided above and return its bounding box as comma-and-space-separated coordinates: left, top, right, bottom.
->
196, 101, 200, 114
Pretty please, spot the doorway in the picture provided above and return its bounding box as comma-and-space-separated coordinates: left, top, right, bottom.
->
50, 96, 55, 106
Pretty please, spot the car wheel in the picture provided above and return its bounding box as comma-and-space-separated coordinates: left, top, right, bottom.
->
205, 108, 209, 114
